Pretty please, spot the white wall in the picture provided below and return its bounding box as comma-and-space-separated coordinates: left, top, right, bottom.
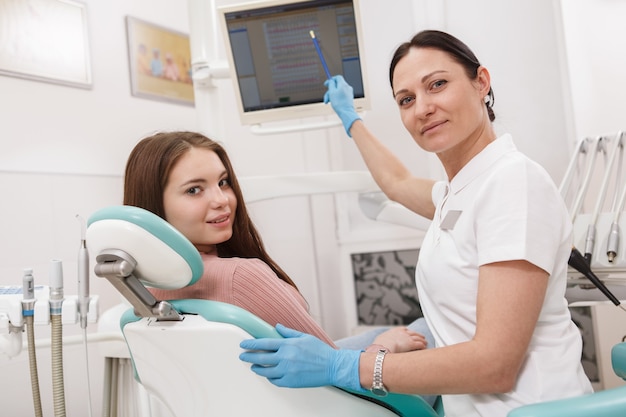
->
1, 0, 622, 415
560, 0, 626, 140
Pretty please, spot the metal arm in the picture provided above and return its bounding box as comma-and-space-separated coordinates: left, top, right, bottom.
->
94, 249, 182, 321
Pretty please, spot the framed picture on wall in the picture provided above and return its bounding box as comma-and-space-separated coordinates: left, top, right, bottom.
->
0, 0, 92, 88
125, 16, 195, 106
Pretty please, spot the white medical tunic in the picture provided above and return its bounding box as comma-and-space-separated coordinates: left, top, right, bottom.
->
416, 134, 593, 417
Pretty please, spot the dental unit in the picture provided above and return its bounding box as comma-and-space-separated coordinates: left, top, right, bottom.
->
558, 133, 626, 306
0, 225, 100, 417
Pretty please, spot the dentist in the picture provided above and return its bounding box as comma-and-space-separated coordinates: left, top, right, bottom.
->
239, 30, 593, 417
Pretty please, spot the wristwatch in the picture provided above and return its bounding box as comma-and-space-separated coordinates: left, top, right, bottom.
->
370, 348, 389, 396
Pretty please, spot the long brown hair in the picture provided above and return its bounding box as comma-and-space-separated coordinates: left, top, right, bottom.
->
124, 131, 298, 289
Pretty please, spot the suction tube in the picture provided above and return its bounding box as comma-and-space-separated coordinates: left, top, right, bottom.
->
49, 260, 67, 417
22, 268, 43, 417
569, 247, 622, 307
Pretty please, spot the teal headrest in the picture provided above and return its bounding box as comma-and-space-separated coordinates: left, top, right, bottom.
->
87, 205, 203, 289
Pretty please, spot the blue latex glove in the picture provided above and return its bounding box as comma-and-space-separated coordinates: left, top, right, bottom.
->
323, 75, 361, 137
239, 323, 364, 392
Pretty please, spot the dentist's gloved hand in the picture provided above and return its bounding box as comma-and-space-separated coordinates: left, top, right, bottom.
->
239, 323, 364, 392
323, 75, 361, 137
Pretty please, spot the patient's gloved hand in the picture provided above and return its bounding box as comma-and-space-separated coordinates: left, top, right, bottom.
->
323, 75, 361, 137
239, 324, 364, 392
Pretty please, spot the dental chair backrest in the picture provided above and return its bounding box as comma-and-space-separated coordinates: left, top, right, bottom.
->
87, 205, 440, 417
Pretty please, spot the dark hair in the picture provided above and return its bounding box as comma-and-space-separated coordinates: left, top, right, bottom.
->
124, 131, 298, 289
389, 30, 495, 122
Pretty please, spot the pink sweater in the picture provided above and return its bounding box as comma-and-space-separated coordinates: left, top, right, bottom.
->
148, 252, 336, 346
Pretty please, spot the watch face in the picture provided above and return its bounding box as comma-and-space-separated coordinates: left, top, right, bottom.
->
371, 386, 388, 397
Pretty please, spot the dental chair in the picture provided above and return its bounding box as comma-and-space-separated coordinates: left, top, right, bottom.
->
507, 341, 626, 417
87, 205, 442, 417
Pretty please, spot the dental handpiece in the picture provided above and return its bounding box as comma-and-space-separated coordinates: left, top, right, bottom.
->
77, 214, 90, 329
607, 184, 626, 263
78, 238, 90, 329
49, 260, 64, 316
22, 268, 36, 315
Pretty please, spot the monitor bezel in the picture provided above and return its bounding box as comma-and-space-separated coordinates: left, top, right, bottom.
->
217, 0, 370, 126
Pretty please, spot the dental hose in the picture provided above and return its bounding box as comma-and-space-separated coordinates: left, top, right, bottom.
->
51, 314, 67, 417
25, 315, 43, 417
50, 260, 67, 417
22, 268, 43, 417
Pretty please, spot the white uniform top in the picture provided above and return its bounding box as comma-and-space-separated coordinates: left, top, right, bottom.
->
416, 134, 593, 417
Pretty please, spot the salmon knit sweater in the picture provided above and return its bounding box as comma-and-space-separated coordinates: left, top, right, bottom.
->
148, 252, 336, 347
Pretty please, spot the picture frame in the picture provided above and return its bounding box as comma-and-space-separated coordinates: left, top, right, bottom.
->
125, 16, 195, 106
0, 0, 92, 89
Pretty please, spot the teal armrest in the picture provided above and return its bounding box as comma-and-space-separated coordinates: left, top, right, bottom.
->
508, 386, 626, 417
169, 299, 282, 338
612, 342, 626, 380
341, 388, 441, 417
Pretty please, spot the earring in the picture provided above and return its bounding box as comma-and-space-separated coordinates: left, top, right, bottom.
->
483, 94, 493, 107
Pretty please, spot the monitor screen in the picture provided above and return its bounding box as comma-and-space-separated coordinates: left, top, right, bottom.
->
219, 0, 370, 125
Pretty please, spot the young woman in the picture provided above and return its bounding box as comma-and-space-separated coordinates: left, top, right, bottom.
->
239, 30, 593, 417
123, 131, 432, 356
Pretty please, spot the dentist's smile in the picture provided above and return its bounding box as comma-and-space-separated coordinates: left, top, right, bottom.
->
421, 120, 447, 135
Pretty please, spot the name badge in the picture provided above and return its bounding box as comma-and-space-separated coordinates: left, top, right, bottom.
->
440, 210, 462, 230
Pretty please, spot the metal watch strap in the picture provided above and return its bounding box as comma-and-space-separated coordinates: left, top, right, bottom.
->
371, 348, 388, 396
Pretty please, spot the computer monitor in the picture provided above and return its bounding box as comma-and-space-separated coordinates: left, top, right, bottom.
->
218, 0, 370, 125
